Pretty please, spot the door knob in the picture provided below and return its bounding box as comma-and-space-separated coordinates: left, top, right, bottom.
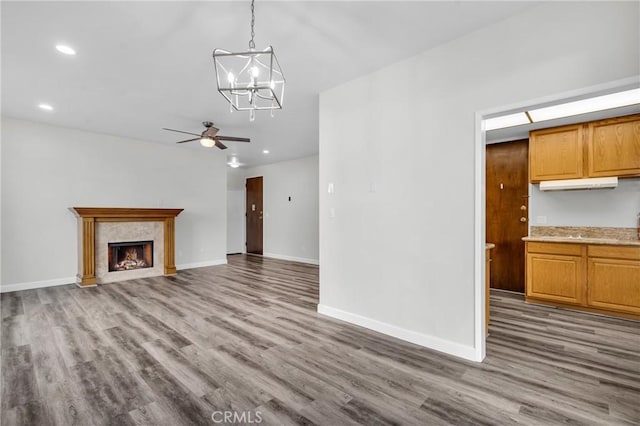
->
520, 217, 527, 222
520, 205, 527, 211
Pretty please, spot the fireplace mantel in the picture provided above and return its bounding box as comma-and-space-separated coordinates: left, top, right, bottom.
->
71, 207, 183, 287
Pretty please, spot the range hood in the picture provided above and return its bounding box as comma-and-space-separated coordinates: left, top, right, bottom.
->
539, 177, 618, 191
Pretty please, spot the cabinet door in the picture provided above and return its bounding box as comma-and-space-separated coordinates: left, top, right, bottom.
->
526, 253, 585, 305
530, 124, 584, 182
587, 116, 640, 177
588, 258, 640, 314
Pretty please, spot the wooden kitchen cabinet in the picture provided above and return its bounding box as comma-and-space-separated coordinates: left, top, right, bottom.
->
529, 114, 640, 182
587, 115, 640, 178
529, 124, 584, 182
526, 242, 586, 305
526, 242, 640, 319
587, 245, 640, 315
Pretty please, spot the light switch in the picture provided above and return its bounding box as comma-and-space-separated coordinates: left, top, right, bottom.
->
536, 215, 547, 224
328, 183, 334, 194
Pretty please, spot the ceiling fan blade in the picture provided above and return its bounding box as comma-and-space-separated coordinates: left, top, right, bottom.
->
216, 135, 251, 142
163, 128, 201, 137
176, 138, 201, 144
214, 138, 228, 150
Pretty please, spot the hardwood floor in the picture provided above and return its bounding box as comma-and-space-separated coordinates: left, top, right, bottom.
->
1, 255, 639, 425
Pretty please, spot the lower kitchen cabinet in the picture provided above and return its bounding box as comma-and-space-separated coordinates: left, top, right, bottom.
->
526, 243, 585, 305
588, 246, 640, 315
525, 242, 640, 319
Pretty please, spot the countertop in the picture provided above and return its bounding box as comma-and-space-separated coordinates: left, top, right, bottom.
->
523, 236, 640, 247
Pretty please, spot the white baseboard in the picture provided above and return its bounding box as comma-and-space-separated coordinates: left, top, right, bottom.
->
176, 258, 227, 270
317, 304, 481, 362
1, 277, 76, 293
263, 253, 319, 265
0, 258, 228, 293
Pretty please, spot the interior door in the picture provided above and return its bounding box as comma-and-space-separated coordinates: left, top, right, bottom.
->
246, 176, 263, 255
486, 139, 529, 292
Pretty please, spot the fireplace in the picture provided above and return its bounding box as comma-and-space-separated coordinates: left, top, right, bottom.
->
72, 207, 183, 286
108, 240, 153, 272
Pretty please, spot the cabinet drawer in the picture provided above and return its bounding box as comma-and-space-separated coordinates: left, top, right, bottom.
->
588, 245, 640, 261
588, 258, 640, 314
527, 242, 583, 256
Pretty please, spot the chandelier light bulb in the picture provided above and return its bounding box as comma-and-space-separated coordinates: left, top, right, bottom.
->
251, 66, 260, 78
227, 72, 235, 83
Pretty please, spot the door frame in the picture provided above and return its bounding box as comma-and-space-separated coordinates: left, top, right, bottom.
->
473, 76, 639, 362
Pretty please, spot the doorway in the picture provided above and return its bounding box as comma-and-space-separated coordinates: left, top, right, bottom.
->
474, 77, 637, 362
485, 139, 529, 293
246, 176, 263, 255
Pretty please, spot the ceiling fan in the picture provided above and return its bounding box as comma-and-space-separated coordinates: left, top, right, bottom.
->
163, 121, 250, 150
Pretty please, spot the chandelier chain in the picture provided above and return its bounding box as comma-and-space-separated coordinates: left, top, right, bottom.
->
249, 0, 256, 49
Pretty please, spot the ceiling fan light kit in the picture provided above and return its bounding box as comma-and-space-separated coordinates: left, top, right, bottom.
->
213, 0, 285, 121
200, 137, 216, 148
163, 121, 250, 150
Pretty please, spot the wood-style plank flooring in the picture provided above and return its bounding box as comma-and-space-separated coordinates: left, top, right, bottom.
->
2, 254, 639, 425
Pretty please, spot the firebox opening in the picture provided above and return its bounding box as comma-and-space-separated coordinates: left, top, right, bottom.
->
108, 240, 153, 272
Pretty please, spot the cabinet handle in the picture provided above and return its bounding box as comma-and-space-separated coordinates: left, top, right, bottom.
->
520, 217, 527, 222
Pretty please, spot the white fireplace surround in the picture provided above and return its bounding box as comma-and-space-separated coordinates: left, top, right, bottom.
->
96, 222, 164, 284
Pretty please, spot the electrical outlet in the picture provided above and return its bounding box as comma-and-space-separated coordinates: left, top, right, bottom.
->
328, 183, 334, 194
536, 215, 547, 224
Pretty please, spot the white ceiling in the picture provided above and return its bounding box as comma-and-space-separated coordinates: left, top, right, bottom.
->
2, 1, 536, 167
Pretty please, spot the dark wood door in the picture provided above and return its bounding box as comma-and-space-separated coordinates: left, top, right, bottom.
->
246, 176, 263, 255
486, 139, 529, 293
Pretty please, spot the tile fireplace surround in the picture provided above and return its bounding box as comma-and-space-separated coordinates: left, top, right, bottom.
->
71, 207, 183, 287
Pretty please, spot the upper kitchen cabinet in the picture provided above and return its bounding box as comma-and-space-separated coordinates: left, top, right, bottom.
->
587, 115, 640, 178
529, 124, 584, 182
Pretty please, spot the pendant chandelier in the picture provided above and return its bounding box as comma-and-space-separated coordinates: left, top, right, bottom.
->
212, 0, 285, 121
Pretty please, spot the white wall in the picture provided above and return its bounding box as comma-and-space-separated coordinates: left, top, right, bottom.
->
319, 2, 639, 360
227, 189, 245, 254
226, 168, 246, 254
530, 178, 640, 227
1, 117, 228, 291
227, 167, 246, 191
238, 155, 319, 264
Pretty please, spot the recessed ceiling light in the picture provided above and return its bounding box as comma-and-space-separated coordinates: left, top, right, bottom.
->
263, 150, 269, 154
38, 103, 54, 111
55, 45, 76, 55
